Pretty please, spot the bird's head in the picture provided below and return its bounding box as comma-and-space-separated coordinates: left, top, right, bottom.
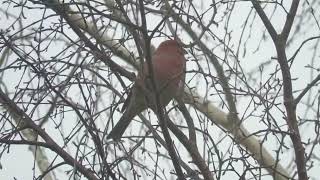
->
156, 40, 187, 55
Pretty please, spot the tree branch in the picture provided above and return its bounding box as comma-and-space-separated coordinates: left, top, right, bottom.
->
281, 0, 300, 41
251, 0, 278, 43
182, 87, 291, 180
0, 87, 100, 180
295, 73, 320, 105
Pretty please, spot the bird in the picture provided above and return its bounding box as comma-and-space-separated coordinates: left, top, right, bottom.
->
107, 39, 187, 140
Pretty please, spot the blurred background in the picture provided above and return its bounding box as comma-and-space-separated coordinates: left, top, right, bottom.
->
0, 0, 319, 179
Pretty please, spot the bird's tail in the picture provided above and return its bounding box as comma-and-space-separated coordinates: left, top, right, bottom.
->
107, 87, 146, 140
107, 113, 132, 140
107, 102, 142, 140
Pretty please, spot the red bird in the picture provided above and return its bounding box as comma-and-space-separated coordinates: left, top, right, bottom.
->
107, 40, 186, 140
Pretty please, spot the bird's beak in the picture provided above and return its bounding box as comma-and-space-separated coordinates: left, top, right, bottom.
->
182, 48, 188, 54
